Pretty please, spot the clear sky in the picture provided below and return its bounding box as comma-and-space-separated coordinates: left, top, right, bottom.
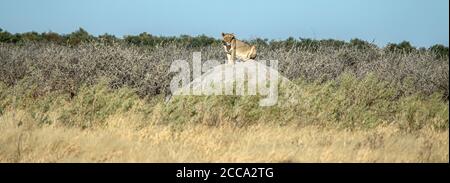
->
0, 0, 448, 47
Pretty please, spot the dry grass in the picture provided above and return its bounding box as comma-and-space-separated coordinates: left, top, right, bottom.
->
0, 74, 448, 163
0, 110, 447, 163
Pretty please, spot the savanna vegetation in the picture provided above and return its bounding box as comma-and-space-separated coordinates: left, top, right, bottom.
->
0, 28, 448, 162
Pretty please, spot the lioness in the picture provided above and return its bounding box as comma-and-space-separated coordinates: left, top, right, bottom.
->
221, 33, 257, 64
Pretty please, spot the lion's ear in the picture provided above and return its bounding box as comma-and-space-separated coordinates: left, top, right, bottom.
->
221, 32, 225, 37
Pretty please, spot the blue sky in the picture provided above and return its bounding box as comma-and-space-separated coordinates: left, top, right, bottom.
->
0, 0, 448, 47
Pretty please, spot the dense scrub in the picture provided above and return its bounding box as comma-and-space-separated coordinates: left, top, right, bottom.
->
0, 40, 448, 100
0, 32, 448, 162
0, 30, 449, 130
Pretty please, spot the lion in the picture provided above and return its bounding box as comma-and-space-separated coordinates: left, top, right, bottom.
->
221, 33, 257, 64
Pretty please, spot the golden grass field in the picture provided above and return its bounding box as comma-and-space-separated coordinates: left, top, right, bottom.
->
0, 109, 448, 163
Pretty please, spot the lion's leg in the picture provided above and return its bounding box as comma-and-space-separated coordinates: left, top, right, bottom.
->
226, 53, 234, 64
230, 39, 236, 64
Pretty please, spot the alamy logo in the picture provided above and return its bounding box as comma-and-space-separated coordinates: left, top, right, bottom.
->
169, 52, 279, 106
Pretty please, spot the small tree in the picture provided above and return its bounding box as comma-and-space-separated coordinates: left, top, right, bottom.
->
21, 31, 42, 42
429, 44, 449, 59
67, 28, 93, 45
0, 28, 14, 43
397, 41, 415, 52
349, 38, 373, 50
98, 33, 118, 45
386, 41, 415, 53
42, 31, 63, 44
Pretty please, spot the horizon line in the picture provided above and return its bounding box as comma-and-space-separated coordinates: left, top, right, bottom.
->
1, 27, 448, 48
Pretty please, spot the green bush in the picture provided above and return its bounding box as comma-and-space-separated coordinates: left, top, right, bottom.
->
66, 28, 93, 46
42, 31, 64, 44
429, 44, 449, 59
386, 41, 416, 53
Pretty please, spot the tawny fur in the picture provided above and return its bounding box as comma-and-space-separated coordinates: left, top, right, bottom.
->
222, 33, 257, 64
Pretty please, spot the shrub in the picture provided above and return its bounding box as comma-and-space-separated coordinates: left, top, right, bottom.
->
386, 41, 416, 53
429, 44, 449, 59
66, 28, 93, 46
